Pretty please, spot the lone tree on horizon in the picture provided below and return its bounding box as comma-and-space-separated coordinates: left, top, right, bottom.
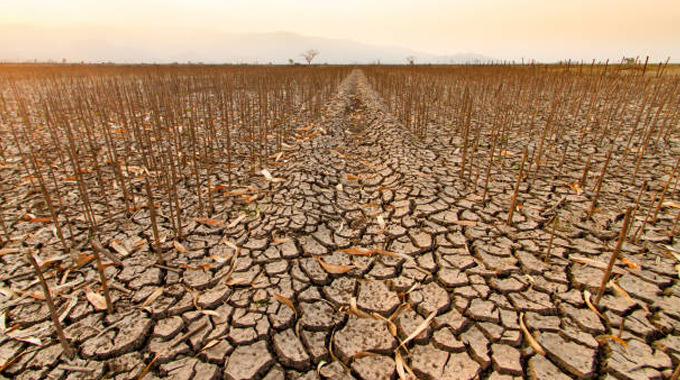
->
406, 56, 416, 65
301, 49, 320, 65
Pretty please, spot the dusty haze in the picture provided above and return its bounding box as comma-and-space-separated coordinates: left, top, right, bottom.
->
2, 0, 679, 63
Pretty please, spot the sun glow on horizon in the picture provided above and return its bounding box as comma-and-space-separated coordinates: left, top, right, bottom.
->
1, 0, 679, 62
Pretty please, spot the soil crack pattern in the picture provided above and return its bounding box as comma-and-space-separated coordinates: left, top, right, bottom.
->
1, 68, 680, 380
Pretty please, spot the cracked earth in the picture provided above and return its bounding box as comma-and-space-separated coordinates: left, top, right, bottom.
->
2, 69, 680, 380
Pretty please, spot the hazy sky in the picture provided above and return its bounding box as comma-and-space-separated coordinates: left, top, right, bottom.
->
2, 0, 679, 62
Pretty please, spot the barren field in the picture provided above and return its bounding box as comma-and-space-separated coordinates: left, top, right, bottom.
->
1, 64, 680, 380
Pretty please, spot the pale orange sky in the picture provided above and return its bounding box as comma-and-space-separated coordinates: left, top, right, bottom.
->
2, 0, 679, 62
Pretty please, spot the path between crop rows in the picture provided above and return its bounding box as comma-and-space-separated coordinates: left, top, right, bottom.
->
4, 69, 680, 380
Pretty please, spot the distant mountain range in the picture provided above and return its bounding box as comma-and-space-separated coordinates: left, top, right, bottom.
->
0, 25, 494, 64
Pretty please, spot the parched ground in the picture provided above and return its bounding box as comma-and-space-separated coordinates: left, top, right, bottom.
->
2, 69, 680, 380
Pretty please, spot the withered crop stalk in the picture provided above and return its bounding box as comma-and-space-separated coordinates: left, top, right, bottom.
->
507, 148, 528, 226
25, 252, 76, 358
144, 174, 164, 264
544, 215, 558, 262
595, 207, 633, 304
90, 238, 114, 313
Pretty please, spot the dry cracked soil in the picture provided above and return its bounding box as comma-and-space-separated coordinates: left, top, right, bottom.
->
2, 69, 680, 380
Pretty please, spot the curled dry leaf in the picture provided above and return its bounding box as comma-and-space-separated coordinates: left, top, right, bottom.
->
620, 257, 641, 270
596, 334, 629, 348
395, 351, 417, 379
195, 218, 224, 227
179, 263, 212, 271
85, 287, 108, 311
569, 181, 584, 195
395, 352, 407, 380
583, 290, 607, 321
29, 217, 52, 223
273, 293, 297, 317
397, 310, 436, 350
316, 256, 354, 274
141, 286, 164, 309
570, 256, 627, 275
349, 297, 371, 318
609, 280, 649, 313
261, 168, 273, 180
173, 240, 188, 253
519, 312, 546, 356
316, 361, 328, 376
199, 339, 221, 354
199, 310, 220, 317
351, 351, 378, 360
338, 248, 373, 256
371, 312, 397, 337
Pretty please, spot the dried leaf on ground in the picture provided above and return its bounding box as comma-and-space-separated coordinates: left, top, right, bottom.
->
173, 240, 188, 253
141, 286, 164, 309
569, 181, 584, 195
583, 290, 606, 320
338, 248, 373, 256
609, 280, 649, 313
273, 293, 297, 317
85, 287, 107, 310
196, 218, 224, 226
371, 312, 397, 337
397, 310, 436, 349
261, 168, 273, 180
29, 217, 52, 223
519, 312, 546, 356
349, 297, 371, 318
179, 263, 211, 271
570, 255, 627, 274
316, 256, 354, 273
596, 334, 628, 348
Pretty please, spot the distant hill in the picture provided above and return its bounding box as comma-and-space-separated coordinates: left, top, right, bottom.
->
0, 25, 494, 64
